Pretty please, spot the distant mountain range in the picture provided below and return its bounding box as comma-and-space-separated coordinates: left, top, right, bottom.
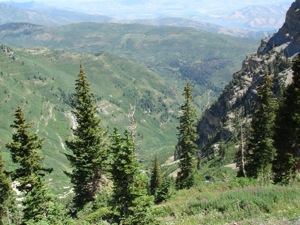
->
0, 1, 292, 38
0, 2, 111, 27
225, 4, 290, 29
59, 0, 292, 30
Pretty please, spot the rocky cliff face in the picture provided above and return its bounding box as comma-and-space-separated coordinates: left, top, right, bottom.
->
197, 1, 298, 152
259, 0, 300, 57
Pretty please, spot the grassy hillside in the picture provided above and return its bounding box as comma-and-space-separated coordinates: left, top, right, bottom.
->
153, 167, 300, 224
0, 45, 184, 194
0, 22, 259, 103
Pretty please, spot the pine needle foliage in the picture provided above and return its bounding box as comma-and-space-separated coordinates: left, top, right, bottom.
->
6, 106, 51, 193
22, 177, 65, 224
150, 155, 162, 196
176, 83, 199, 189
273, 54, 300, 183
110, 128, 153, 225
245, 74, 278, 183
6, 106, 59, 223
65, 64, 108, 210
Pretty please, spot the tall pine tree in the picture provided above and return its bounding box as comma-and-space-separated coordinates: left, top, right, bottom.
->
6, 106, 58, 223
110, 128, 153, 225
22, 177, 65, 224
176, 83, 199, 189
273, 54, 300, 183
150, 155, 162, 196
150, 156, 173, 203
244, 73, 277, 182
65, 64, 108, 210
6, 106, 51, 193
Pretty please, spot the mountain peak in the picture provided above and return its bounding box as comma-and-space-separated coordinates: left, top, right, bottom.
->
258, 0, 300, 56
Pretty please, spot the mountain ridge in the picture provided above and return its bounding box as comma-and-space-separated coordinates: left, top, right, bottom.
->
224, 4, 289, 29
0, 21, 259, 104
197, 0, 299, 159
0, 1, 279, 38
258, 0, 300, 56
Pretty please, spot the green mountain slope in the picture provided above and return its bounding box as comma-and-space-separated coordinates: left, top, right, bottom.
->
0, 45, 181, 194
0, 22, 258, 195
0, 22, 259, 104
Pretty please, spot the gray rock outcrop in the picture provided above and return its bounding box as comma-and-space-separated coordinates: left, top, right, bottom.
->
258, 0, 300, 56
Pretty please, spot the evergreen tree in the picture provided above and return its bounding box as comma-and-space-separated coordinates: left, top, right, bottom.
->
6, 106, 59, 223
150, 155, 162, 196
6, 106, 51, 193
153, 177, 174, 204
176, 83, 199, 189
273, 54, 300, 183
65, 64, 108, 210
22, 177, 66, 224
110, 128, 153, 225
245, 74, 277, 182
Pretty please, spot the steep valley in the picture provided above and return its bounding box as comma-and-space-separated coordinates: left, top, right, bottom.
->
0, 23, 259, 194
0, 47, 183, 194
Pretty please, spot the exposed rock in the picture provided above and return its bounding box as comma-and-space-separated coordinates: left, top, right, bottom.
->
258, 0, 300, 56
0, 44, 15, 59
198, 53, 267, 148
197, 1, 298, 151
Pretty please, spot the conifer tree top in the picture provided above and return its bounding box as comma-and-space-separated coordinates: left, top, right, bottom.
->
65, 64, 108, 210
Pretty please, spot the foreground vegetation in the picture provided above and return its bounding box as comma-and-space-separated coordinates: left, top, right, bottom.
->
155, 173, 300, 225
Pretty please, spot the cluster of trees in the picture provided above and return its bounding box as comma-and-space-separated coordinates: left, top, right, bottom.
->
237, 54, 300, 184
1, 65, 187, 224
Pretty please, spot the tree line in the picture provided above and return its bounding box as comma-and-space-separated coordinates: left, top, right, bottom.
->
236, 54, 300, 184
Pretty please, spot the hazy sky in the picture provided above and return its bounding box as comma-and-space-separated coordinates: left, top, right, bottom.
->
0, 0, 294, 8
0, 0, 295, 21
